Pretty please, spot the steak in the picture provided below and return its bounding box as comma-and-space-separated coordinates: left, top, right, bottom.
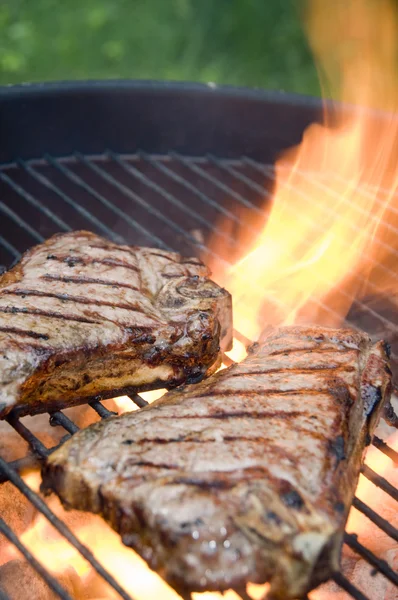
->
0, 231, 232, 418
41, 325, 392, 599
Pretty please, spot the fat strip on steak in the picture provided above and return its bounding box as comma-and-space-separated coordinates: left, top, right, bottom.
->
0, 231, 232, 418
42, 326, 391, 599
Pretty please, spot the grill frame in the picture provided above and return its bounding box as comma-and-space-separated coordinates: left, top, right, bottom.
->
0, 81, 397, 600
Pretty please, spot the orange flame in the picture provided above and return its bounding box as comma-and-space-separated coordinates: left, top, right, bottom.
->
210, 0, 398, 340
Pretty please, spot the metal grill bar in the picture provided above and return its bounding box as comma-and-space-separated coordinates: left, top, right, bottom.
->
0, 517, 73, 600
128, 394, 149, 408
172, 152, 265, 215
49, 411, 80, 434
0, 457, 135, 600
0, 152, 396, 600
0, 199, 45, 243
138, 151, 245, 224
108, 151, 240, 250
362, 464, 398, 501
352, 497, 398, 541
0, 235, 20, 259
372, 436, 398, 463
344, 533, 398, 586
0, 169, 72, 233
75, 153, 210, 254
18, 159, 122, 243
45, 155, 167, 249
7, 415, 49, 459
89, 400, 117, 418
333, 572, 371, 600
207, 154, 268, 199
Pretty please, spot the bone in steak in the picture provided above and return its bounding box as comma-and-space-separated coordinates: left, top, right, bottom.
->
41, 326, 392, 598
0, 231, 232, 418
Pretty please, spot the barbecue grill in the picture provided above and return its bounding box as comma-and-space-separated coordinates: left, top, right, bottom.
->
0, 80, 396, 600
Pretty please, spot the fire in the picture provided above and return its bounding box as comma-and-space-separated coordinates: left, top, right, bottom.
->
7, 470, 270, 599
209, 0, 398, 340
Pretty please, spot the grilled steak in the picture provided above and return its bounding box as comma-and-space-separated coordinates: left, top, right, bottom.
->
41, 326, 391, 599
0, 231, 232, 418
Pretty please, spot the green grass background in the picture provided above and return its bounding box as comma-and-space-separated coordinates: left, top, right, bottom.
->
0, 0, 319, 96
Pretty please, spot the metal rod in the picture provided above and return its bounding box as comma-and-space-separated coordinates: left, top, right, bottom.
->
128, 394, 148, 408
0, 200, 44, 243
0, 518, 74, 600
0, 234, 21, 259
49, 411, 80, 434
361, 464, 398, 501
352, 497, 398, 541
6, 416, 49, 459
18, 159, 122, 243
372, 436, 398, 464
333, 572, 371, 600
233, 328, 253, 348
222, 354, 236, 367
109, 151, 240, 249
172, 152, 265, 215
0, 457, 135, 600
207, 154, 270, 212
77, 152, 210, 254
140, 151, 243, 223
46, 154, 167, 249
344, 533, 398, 586
0, 454, 40, 484
89, 400, 118, 419
0, 170, 71, 233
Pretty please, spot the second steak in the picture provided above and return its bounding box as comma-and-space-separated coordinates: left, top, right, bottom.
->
42, 325, 392, 599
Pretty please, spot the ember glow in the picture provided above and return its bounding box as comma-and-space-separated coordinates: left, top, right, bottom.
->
210, 0, 398, 340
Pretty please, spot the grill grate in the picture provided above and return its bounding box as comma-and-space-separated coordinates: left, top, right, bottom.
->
0, 153, 397, 600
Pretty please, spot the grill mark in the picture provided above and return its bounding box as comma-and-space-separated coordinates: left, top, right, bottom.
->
151, 410, 306, 420
266, 347, 356, 357
129, 430, 320, 445
130, 461, 177, 470
192, 388, 339, 399
147, 251, 181, 262
42, 274, 140, 291
182, 259, 203, 267
1, 290, 150, 314
0, 326, 49, 340
0, 306, 100, 325
229, 366, 356, 376
48, 255, 140, 273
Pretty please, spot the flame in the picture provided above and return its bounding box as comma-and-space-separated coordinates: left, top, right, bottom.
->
112, 389, 167, 412
8, 471, 270, 600
209, 0, 398, 340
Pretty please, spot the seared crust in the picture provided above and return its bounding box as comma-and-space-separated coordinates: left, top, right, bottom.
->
42, 326, 391, 598
0, 231, 232, 418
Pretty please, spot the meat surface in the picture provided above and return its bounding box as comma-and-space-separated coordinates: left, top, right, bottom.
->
41, 326, 391, 599
0, 231, 232, 418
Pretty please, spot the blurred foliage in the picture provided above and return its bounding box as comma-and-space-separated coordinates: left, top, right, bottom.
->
0, 0, 319, 95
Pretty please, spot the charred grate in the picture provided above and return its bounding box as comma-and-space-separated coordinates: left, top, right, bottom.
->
0, 152, 396, 600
